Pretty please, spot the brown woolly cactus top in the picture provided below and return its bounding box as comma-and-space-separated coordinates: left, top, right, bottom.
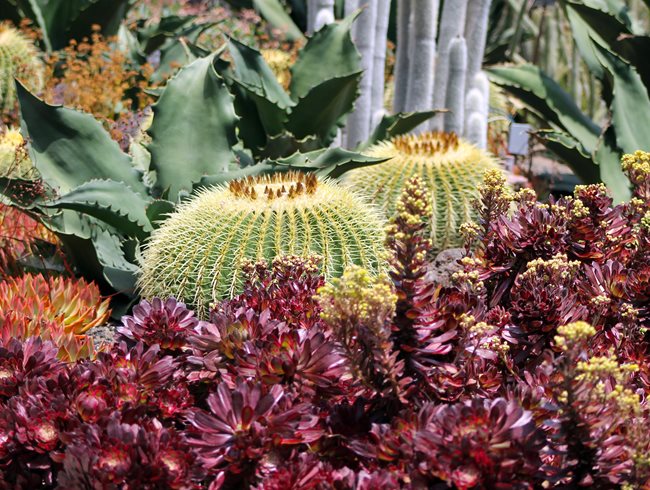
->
228, 172, 318, 201
392, 131, 460, 155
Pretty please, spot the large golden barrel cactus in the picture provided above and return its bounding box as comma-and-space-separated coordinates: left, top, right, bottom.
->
0, 24, 44, 114
139, 172, 387, 317
344, 131, 501, 249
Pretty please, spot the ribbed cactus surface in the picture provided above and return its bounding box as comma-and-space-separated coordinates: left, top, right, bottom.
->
344, 131, 501, 249
139, 172, 387, 316
261, 48, 293, 90
0, 24, 44, 114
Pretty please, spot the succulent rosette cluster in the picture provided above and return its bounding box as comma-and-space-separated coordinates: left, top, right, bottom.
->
0, 153, 649, 488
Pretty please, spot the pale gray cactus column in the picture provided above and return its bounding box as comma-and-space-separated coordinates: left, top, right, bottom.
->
404, 0, 439, 121
345, 0, 378, 147
431, 0, 469, 130
443, 36, 468, 136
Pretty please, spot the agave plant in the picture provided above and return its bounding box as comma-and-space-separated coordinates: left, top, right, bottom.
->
488, 0, 650, 202
3, 13, 433, 300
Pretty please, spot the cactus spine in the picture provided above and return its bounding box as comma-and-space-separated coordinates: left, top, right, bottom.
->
139, 172, 387, 317
443, 37, 468, 136
430, 0, 468, 130
404, 0, 438, 117
344, 131, 500, 250
0, 24, 44, 114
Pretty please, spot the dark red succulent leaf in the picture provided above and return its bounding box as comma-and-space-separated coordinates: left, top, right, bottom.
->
415, 398, 544, 489
119, 297, 203, 350
58, 413, 204, 489
185, 380, 321, 481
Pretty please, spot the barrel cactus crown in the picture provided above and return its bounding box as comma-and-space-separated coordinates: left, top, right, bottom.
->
0, 128, 34, 179
0, 24, 44, 114
344, 131, 501, 249
139, 171, 387, 316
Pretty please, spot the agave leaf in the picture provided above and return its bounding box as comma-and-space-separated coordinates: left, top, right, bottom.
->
362, 110, 440, 150
290, 11, 361, 100
258, 132, 320, 160
151, 23, 215, 82
230, 80, 289, 137
565, 1, 650, 91
227, 38, 294, 109
592, 43, 650, 176
23, 0, 130, 51
594, 125, 631, 203
251, 0, 304, 41
91, 227, 139, 294
535, 130, 600, 184
41, 179, 153, 240
147, 53, 238, 201
286, 72, 362, 145
487, 64, 600, 152
197, 147, 388, 187
16, 82, 146, 195
146, 199, 175, 229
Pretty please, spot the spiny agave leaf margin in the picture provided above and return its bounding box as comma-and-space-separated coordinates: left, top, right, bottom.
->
40, 179, 154, 240
147, 52, 239, 202
289, 11, 362, 100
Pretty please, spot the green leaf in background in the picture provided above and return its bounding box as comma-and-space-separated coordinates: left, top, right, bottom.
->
535, 130, 601, 184
16, 82, 146, 195
23, 0, 130, 51
147, 54, 238, 201
290, 11, 361, 100
252, 0, 305, 41
42, 179, 153, 240
594, 125, 631, 203
286, 73, 362, 144
488, 64, 600, 153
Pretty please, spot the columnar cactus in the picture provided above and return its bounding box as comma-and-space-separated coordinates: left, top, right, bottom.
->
0, 24, 43, 114
464, 0, 493, 84
371, 0, 391, 127
139, 172, 387, 317
430, 0, 469, 130
344, 131, 500, 249
443, 37, 468, 136
404, 0, 438, 116
345, 0, 378, 147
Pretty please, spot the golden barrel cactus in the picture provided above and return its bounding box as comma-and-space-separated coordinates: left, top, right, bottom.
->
0, 24, 44, 114
344, 131, 501, 249
139, 172, 387, 317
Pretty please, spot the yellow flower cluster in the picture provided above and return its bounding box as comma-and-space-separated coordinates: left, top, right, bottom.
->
554, 321, 596, 350
521, 254, 580, 282
316, 266, 397, 327
622, 150, 650, 184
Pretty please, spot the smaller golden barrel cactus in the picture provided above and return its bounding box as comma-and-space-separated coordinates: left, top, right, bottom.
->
139, 172, 387, 317
0, 128, 35, 179
0, 24, 44, 114
344, 131, 501, 249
